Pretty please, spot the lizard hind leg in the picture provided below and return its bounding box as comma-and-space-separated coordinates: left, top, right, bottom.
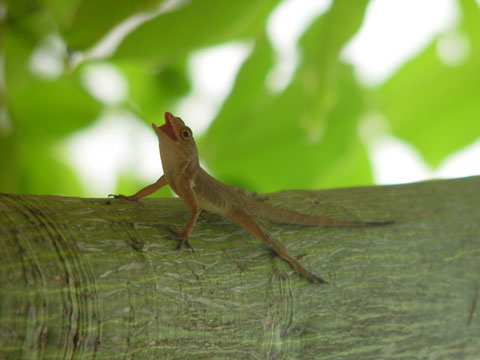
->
167, 205, 200, 253
228, 207, 327, 284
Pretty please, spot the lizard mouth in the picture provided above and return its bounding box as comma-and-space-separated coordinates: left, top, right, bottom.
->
155, 112, 177, 141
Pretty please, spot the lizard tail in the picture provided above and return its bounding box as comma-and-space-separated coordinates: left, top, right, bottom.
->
246, 200, 394, 227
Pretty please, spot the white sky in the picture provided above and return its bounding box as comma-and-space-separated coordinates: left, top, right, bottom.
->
49, 0, 480, 195
342, 0, 458, 85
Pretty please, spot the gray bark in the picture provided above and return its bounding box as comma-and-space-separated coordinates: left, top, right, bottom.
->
0, 176, 479, 359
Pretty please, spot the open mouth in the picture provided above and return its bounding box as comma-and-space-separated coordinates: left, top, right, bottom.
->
155, 112, 177, 141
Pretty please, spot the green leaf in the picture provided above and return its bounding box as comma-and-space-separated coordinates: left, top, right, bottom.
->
113, 0, 278, 62
4, 9, 102, 138
0, 132, 22, 193
199, 0, 371, 192
118, 59, 190, 125
376, 0, 480, 167
4, 3, 57, 96
19, 138, 84, 195
47, 0, 162, 51
9, 74, 101, 137
2, 5, 102, 194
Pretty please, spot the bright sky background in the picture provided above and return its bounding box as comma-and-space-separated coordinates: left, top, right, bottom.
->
45, 0, 480, 196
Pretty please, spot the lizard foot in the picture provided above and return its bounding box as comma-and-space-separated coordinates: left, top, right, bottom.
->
108, 194, 137, 201
167, 227, 195, 253
176, 238, 194, 253
303, 272, 328, 285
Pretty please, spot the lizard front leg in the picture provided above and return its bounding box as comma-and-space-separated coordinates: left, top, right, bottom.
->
109, 176, 168, 200
228, 206, 326, 284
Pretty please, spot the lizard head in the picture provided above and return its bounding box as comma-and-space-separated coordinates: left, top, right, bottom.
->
152, 112, 198, 163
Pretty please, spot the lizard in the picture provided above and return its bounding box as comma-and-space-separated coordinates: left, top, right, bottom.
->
110, 112, 395, 284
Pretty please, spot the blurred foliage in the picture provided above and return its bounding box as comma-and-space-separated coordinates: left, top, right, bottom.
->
377, 0, 480, 167
0, 0, 478, 196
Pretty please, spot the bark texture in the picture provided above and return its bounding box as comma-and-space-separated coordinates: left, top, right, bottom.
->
0, 176, 479, 359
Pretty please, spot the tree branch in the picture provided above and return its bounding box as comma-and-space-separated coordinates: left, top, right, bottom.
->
1, 176, 479, 358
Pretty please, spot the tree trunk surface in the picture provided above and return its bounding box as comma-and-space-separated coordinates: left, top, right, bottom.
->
0, 176, 479, 359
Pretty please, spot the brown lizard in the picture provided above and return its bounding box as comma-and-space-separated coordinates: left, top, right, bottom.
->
110, 112, 395, 284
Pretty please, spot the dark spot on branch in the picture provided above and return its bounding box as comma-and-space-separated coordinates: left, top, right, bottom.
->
467, 282, 478, 326
222, 248, 246, 273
